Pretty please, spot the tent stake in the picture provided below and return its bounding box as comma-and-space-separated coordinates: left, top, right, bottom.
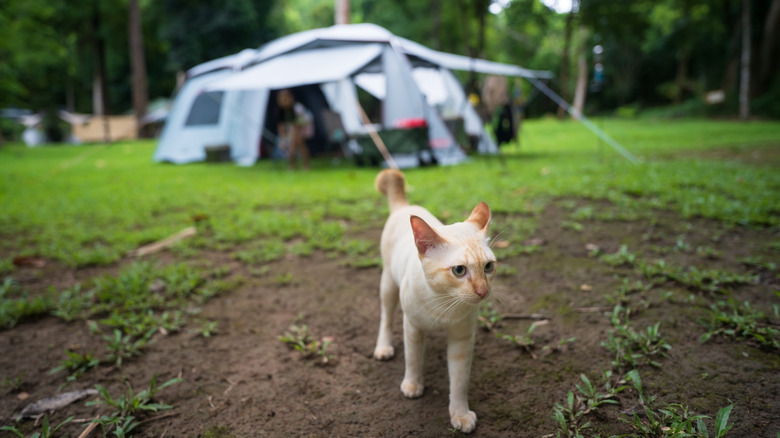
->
356, 102, 399, 170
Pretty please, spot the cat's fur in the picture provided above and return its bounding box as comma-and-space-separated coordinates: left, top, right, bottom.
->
373, 169, 496, 433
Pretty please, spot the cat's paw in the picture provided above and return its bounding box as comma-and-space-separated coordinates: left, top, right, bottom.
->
373, 345, 395, 360
400, 379, 424, 398
450, 410, 477, 434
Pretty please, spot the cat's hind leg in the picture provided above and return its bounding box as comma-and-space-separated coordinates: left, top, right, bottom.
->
373, 268, 398, 360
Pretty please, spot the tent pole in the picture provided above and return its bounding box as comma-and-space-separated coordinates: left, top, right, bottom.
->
356, 101, 399, 170
525, 76, 640, 164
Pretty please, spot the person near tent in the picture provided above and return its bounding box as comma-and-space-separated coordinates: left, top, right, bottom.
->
276, 88, 313, 170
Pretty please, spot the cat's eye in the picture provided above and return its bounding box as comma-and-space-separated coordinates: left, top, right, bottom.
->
484, 261, 495, 273
452, 265, 467, 277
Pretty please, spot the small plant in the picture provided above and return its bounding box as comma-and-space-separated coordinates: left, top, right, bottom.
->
696, 245, 722, 259
199, 320, 219, 338
88, 374, 182, 436
601, 306, 671, 370
104, 328, 155, 367
2, 374, 23, 393
700, 299, 780, 350
477, 302, 502, 331
600, 245, 638, 267
552, 372, 626, 438
278, 324, 334, 364
621, 370, 734, 437
50, 350, 100, 387
51, 283, 91, 322
275, 272, 294, 285
498, 321, 543, 357
0, 277, 54, 329
0, 414, 74, 438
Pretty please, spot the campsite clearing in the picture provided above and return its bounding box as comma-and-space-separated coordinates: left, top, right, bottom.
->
1, 118, 779, 437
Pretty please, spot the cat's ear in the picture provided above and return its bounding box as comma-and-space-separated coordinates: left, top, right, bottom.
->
410, 215, 445, 255
466, 201, 491, 233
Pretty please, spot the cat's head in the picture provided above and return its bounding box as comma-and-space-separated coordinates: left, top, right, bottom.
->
410, 202, 497, 304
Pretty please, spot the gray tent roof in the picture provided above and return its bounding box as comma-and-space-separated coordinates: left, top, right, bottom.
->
187, 23, 551, 80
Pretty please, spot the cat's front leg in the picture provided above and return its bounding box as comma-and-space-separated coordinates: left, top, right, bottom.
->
447, 330, 477, 433
401, 316, 425, 398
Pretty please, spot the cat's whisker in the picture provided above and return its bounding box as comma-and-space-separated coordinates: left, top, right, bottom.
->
488, 228, 510, 249
490, 288, 508, 305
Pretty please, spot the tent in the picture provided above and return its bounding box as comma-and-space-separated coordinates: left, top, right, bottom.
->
154, 23, 552, 167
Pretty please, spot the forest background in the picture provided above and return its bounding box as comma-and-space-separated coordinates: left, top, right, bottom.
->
1, 0, 778, 142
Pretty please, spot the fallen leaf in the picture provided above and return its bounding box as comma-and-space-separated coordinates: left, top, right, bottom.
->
580, 284, 593, 291
17, 392, 29, 401
523, 238, 546, 246
12, 256, 46, 268
495, 240, 510, 248
18, 389, 98, 419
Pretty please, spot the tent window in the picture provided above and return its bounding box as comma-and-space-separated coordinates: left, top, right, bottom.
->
185, 91, 224, 126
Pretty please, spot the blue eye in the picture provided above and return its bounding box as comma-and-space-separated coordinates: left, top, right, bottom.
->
484, 262, 495, 273
452, 265, 467, 277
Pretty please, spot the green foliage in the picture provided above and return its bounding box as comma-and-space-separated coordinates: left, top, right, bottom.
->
552, 371, 625, 437
601, 306, 671, 370
50, 350, 100, 388
198, 320, 219, 338
621, 370, 734, 438
0, 414, 74, 438
88, 374, 182, 436
278, 324, 334, 364
700, 300, 780, 350
0, 277, 53, 329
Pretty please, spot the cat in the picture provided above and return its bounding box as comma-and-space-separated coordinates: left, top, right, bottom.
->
372, 169, 496, 433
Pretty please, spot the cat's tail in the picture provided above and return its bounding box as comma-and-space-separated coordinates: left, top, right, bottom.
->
375, 169, 408, 213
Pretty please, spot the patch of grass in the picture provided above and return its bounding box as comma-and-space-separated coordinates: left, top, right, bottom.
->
621, 370, 734, 438
50, 350, 100, 388
2, 374, 23, 393
198, 320, 219, 338
88, 374, 182, 437
552, 371, 626, 437
278, 323, 334, 364
0, 414, 74, 438
700, 299, 780, 350
0, 277, 53, 329
0, 258, 14, 275
601, 305, 671, 370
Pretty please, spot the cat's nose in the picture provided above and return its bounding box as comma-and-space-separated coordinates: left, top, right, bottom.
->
474, 286, 489, 299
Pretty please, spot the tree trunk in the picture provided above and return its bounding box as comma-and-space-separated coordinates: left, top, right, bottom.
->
739, 0, 751, 120
129, 0, 148, 137
557, 9, 575, 119
475, 0, 488, 58
758, 0, 780, 93
91, 6, 110, 142
674, 47, 689, 105
431, 0, 441, 50
572, 27, 589, 119
334, 0, 349, 25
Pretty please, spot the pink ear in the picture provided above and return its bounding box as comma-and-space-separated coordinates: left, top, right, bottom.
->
410, 215, 445, 255
467, 202, 491, 232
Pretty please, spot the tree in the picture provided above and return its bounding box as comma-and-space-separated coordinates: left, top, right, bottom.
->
129, 0, 148, 135
739, 0, 751, 120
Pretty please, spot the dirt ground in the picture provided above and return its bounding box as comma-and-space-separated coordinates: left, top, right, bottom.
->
1, 200, 779, 437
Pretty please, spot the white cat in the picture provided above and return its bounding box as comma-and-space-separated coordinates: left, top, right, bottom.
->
373, 169, 496, 433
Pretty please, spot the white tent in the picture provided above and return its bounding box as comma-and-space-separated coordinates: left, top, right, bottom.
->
154, 23, 551, 167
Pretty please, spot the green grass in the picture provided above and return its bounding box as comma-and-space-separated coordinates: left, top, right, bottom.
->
1, 119, 778, 268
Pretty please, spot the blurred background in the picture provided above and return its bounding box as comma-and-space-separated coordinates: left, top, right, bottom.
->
1, 0, 777, 144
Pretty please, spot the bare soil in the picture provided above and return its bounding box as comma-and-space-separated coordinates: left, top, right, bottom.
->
2, 201, 779, 437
